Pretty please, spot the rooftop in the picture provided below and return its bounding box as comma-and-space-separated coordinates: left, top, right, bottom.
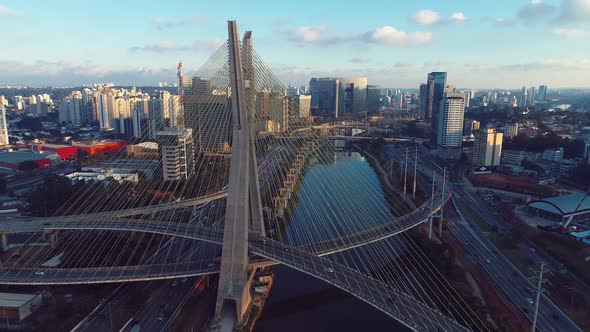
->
0, 292, 38, 308
528, 193, 590, 215
0, 151, 49, 163
131, 142, 158, 149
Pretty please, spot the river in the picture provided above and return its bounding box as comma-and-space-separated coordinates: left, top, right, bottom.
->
254, 151, 409, 332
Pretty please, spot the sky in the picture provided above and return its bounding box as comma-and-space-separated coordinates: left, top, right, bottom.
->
0, 0, 589, 88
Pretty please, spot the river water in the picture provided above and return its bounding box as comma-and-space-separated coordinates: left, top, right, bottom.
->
254, 151, 408, 332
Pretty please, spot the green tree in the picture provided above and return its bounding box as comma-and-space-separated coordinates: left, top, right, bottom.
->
28, 175, 74, 216
16, 117, 43, 131
18, 160, 39, 171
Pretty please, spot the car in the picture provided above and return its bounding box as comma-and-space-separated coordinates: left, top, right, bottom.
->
34, 271, 44, 276
157, 315, 164, 322
485, 259, 491, 264
171, 281, 178, 287
207, 263, 217, 268
282, 246, 289, 252
181, 277, 187, 283
526, 298, 534, 305
258, 238, 268, 245
530, 247, 536, 253
324, 267, 334, 273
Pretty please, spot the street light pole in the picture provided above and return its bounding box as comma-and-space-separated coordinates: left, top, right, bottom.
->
438, 167, 446, 239
403, 148, 409, 194
531, 263, 545, 332
413, 146, 418, 198
428, 172, 436, 240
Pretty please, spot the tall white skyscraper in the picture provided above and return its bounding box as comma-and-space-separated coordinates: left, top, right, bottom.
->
0, 105, 9, 146
437, 93, 465, 148
473, 128, 503, 168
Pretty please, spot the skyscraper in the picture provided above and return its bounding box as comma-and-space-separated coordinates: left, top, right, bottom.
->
184, 84, 231, 154
96, 92, 111, 129
537, 85, 547, 101
157, 127, 195, 181
367, 85, 381, 114
338, 77, 368, 117
463, 90, 471, 108
309, 77, 319, 113
473, 128, 503, 168
419, 83, 427, 118
437, 92, 465, 151
314, 78, 339, 118
0, 105, 9, 146
290, 95, 311, 118
427, 72, 447, 144
527, 86, 536, 106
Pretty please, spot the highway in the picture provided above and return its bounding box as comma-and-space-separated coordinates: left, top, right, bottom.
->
385, 143, 581, 331
450, 190, 582, 332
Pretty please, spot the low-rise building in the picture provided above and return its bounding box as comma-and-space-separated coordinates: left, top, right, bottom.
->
126, 142, 158, 159
502, 150, 526, 165
528, 193, 590, 223
71, 139, 127, 156
0, 151, 52, 170
0, 292, 43, 321
31, 144, 78, 161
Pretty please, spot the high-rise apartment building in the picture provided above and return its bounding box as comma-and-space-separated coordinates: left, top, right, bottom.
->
437, 92, 465, 149
504, 123, 519, 139
59, 92, 83, 125
290, 95, 311, 118
464, 119, 480, 136
367, 85, 381, 114
463, 90, 471, 108
184, 82, 231, 154
537, 85, 547, 101
96, 92, 111, 129
527, 86, 536, 106
0, 105, 9, 146
473, 128, 503, 168
157, 127, 195, 181
338, 77, 368, 117
427, 72, 447, 144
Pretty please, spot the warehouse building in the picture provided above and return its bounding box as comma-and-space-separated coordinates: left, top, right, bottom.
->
528, 193, 590, 223
0, 292, 43, 321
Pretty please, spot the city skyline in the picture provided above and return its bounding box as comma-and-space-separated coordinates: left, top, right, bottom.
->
1, 0, 589, 88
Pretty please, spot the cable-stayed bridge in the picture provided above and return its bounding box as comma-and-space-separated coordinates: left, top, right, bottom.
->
0, 21, 507, 332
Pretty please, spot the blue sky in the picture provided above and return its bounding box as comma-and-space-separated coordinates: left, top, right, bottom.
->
1, 0, 589, 88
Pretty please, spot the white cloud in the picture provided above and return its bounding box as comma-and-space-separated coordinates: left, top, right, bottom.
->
0, 60, 175, 86
450, 12, 467, 23
367, 26, 432, 46
0, 5, 22, 16
552, 28, 590, 38
516, 0, 557, 23
350, 57, 370, 64
290, 26, 353, 44
412, 10, 441, 25
129, 39, 223, 53
152, 15, 208, 30
288, 25, 431, 47
293, 26, 328, 43
558, 0, 590, 22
